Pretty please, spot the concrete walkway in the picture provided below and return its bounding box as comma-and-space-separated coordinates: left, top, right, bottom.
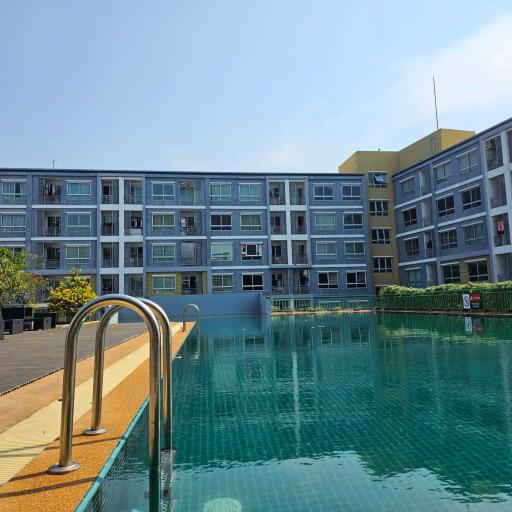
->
0, 323, 146, 394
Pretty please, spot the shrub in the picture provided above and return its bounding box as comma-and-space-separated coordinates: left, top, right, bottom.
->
48, 270, 97, 318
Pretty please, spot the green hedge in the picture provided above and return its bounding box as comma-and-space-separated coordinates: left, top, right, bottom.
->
376, 282, 512, 311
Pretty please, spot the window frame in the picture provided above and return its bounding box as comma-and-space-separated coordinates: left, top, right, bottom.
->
437, 195, 455, 217
211, 242, 233, 262
152, 212, 176, 231
344, 241, 365, 257
402, 207, 417, 227
239, 183, 261, 201
368, 172, 388, 188
151, 243, 176, 263
440, 229, 458, 250
461, 186, 481, 210
373, 256, 393, 273
317, 271, 339, 289
212, 273, 234, 292
467, 260, 488, 282
240, 212, 262, 231
315, 241, 337, 259
313, 183, 334, 201
343, 212, 363, 230
242, 273, 264, 291
314, 212, 336, 229
241, 242, 263, 260
66, 212, 91, 232
406, 268, 422, 287
371, 228, 391, 245
341, 184, 361, 200
210, 213, 232, 231
346, 271, 367, 288
369, 200, 389, 216
152, 274, 177, 294
485, 135, 503, 171
0, 212, 26, 231
442, 264, 460, 284
400, 177, 415, 195
1, 180, 27, 199
457, 149, 478, 175
151, 181, 175, 201
433, 161, 452, 183
209, 182, 232, 201
65, 244, 91, 264
66, 180, 92, 199
404, 237, 420, 257
463, 222, 485, 246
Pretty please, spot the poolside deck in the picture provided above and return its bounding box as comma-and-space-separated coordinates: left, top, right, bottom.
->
0, 321, 195, 511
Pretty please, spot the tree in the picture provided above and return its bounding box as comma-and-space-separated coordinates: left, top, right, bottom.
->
0, 247, 45, 306
48, 270, 97, 317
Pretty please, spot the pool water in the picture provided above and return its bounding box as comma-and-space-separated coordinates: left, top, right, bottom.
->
83, 313, 512, 511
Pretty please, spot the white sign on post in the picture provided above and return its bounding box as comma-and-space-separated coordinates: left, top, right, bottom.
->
462, 293, 471, 310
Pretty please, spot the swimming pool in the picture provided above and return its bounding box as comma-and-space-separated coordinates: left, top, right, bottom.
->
82, 313, 512, 511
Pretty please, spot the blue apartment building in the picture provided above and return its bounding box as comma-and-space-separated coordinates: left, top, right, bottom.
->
0, 171, 372, 309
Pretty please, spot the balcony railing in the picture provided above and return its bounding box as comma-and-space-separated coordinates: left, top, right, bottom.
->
125, 256, 143, 267
292, 225, 307, 235
422, 216, 433, 227
41, 226, 61, 236
421, 185, 431, 195
269, 196, 285, 205
272, 286, 289, 295
490, 195, 507, 208
102, 257, 119, 268
38, 193, 61, 204
425, 247, 435, 258
494, 234, 511, 246
180, 225, 202, 236
290, 194, 306, 205
101, 224, 118, 236
272, 255, 288, 264
102, 194, 118, 204
181, 255, 202, 266
42, 258, 60, 269
294, 285, 310, 294
125, 193, 143, 204
271, 225, 286, 235
125, 226, 143, 236
293, 254, 309, 264
182, 287, 200, 295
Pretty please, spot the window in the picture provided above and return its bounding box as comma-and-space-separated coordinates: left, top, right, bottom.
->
67, 213, 91, 232
342, 184, 361, 200
152, 182, 174, 200
467, 260, 488, 282
66, 245, 91, 264
463, 222, 485, 246
212, 274, 234, 292
434, 162, 451, 183
347, 271, 366, 288
315, 212, 336, 229
400, 177, 415, 195
316, 241, 337, 259
211, 214, 232, 231
457, 150, 478, 174
67, 181, 91, 199
369, 172, 388, 188
2, 180, 26, 199
239, 183, 261, 201
508, 131, 512, 162
485, 136, 503, 170
407, 269, 422, 287
403, 207, 417, 227
242, 273, 264, 290
443, 264, 460, 284
211, 242, 233, 261
369, 200, 389, 216
343, 213, 363, 230
318, 272, 339, 289
152, 244, 175, 263
405, 238, 420, 257
152, 274, 176, 294
371, 228, 391, 245
152, 212, 175, 231
461, 186, 481, 210
373, 257, 393, 273
0, 213, 25, 231
437, 196, 455, 217
240, 213, 262, 231
313, 184, 334, 200
210, 182, 231, 201
241, 242, 263, 260
344, 241, 365, 257
440, 229, 457, 250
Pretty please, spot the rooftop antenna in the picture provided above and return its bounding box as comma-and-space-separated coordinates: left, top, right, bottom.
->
50, 159, 57, 169
432, 75, 439, 131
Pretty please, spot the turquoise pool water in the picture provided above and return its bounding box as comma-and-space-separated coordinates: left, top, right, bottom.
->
83, 313, 512, 511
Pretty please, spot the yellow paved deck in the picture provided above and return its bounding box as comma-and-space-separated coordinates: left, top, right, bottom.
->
0, 321, 194, 511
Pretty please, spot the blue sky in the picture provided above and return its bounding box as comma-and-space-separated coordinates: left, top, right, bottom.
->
1, 1, 511, 172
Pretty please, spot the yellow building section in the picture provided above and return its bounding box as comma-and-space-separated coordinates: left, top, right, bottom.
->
339, 128, 475, 292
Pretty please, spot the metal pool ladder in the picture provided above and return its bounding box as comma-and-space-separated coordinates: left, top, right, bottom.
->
182, 303, 200, 331
47, 294, 172, 512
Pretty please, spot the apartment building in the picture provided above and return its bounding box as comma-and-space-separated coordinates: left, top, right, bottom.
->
0, 171, 372, 303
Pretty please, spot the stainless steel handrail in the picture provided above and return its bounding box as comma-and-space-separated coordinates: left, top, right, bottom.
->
182, 303, 200, 331
47, 294, 162, 512
83, 299, 173, 451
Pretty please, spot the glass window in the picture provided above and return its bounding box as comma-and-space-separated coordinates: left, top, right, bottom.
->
210, 183, 231, 201
344, 241, 365, 257
437, 196, 455, 217
405, 238, 420, 257
403, 207, 417, 227
343, 213, 363, 230
461, 186, 481, 210
315, 212, 336, 229
318, 271, 338, 288
371, 228, 391, 245
434, 162, 452, 183
467, 260, 488, 282
211, 242, 233, 261
239, 183, 261, 201
373, 257, 393, 273
0, 213, 26, 231
67, 213, 91, 232
485, 136, 503, 170
316, 241, 337, 259
443, 264, 460, 284
212, 274, 234, 292
152, 213, 175, 231
440, 229, 457, 250
152, 182, 174, 200
211, 214, 232, 231
2, 180, 26, 199
152, 274, 176, 294
66, 245, 91, 264
369, 172, 388, 188
457, 150, 478, 174
347, 271, 367, 288
67, 181, 91, 199
463, 222, 485, 246
241, 243, 263, 260
407, 269, 422, 287
400, 177, 415, 195
342, 184, 361, 200
240, 213, 262, 230
313, 184, 334, 200
369, 200, 389, 216
242, 273, 263, 290
152, 244, 175, 263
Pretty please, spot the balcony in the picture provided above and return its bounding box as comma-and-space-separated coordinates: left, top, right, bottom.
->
422, 216, 433, 227
181, 255, 202, 266
42, 258, 60, 269
180, 225, 202, 236
421, 185, 431, 195
271, 224, 286, 235
295, 285, 310, 294
494, 234, 511, 246
125, 255, 143, 267
490, 195, 507, 208
40, 226, 61, 237
269, 183, 285, 205
293, 254, 309, 264
179, 182, 201, 206
425, 247, 435, 258
102, 256, 119, 268
101, 223, 119, 236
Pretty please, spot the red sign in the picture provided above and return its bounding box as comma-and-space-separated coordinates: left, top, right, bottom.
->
470, 292, 481, 309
